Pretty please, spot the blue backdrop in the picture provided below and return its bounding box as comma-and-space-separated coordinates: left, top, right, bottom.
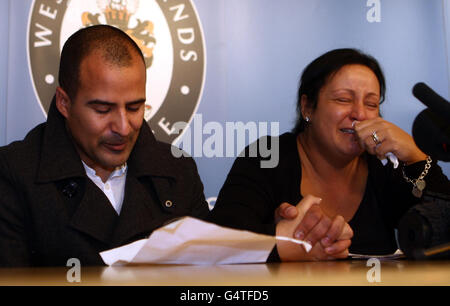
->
1, 0, 449, 206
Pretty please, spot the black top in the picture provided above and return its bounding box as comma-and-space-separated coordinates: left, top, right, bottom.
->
348, 175, 397, 254
208, 133, 450, 256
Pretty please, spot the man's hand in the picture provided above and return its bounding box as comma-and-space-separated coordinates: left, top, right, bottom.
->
275, 195, 353, 261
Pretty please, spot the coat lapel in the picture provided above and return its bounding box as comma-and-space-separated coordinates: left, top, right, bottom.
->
36, 97, 86, 183
36, 98, 119, 245
69, 180, 119, 245
111, 176, 165, 247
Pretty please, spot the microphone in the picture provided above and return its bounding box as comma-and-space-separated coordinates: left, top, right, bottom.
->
412, 82, 450, 121
412, 82, 450, 161
396, 84, 450, 260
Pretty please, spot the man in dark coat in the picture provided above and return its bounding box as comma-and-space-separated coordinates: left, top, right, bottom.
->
0, 25, 209, 267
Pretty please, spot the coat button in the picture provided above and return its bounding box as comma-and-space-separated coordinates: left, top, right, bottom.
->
165, 200, 173, 208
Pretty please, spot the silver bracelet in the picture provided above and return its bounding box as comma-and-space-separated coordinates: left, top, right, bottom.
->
401, 156, 432, 198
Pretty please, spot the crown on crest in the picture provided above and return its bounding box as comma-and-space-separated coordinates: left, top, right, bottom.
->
97, 0, 139, 28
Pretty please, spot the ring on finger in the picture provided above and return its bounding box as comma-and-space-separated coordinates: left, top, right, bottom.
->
371, 131, 380, 145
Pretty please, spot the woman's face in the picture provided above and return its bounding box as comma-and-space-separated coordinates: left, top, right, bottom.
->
303, 64, 381, 159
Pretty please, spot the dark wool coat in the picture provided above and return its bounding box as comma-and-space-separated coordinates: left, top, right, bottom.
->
0, 99, 209, 266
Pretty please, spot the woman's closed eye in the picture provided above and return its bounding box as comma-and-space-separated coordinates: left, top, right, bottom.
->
335, 97, 352, 103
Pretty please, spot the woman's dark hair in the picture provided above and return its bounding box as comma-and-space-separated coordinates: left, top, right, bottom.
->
292, 48, 386, 135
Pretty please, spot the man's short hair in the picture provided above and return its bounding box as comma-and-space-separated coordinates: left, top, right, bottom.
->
58, 24, 145, 100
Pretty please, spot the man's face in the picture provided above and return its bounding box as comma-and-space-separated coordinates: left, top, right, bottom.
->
58, 50, 146, 177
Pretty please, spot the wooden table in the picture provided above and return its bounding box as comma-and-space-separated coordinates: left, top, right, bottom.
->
1, 260, 449, 286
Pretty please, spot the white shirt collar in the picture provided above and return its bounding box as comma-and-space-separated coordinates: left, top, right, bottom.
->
81, 161, 128, 215
82, 161, 127, 181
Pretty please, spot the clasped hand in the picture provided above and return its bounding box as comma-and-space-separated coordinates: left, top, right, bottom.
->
275, 195, 353, 261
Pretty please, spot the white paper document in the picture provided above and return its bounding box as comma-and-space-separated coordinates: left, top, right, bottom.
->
100, 217, 311, 266
348, 249, 405, 260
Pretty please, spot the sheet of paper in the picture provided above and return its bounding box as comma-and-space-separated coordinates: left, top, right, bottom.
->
348, 249, 405, 260
100, 217, 311, 266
